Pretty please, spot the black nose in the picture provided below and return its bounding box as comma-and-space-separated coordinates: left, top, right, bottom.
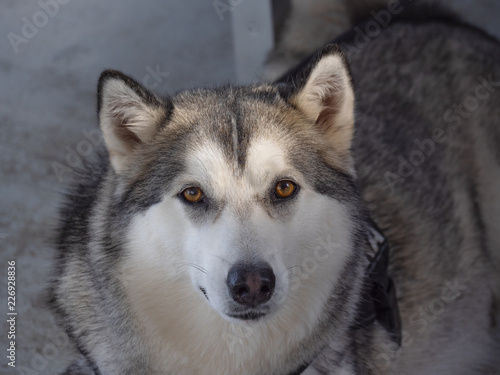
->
227, 263, 276, 307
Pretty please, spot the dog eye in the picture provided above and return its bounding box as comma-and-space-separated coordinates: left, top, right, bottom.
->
274, 180, 297, 199
181, 187, 204, 203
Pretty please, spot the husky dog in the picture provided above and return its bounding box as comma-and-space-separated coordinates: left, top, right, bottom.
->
50, 2, 500, 374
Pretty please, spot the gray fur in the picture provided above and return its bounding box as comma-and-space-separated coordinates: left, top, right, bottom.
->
50, 3, 500, 375
335, 19, 500, 375
265, 0, 390, 80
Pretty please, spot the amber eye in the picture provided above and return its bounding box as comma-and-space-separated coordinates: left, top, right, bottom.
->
275, 180, 297, 199
182, 187, 204, 203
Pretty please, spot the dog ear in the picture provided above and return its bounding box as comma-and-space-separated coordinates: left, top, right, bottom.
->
97, 70, 171, 173
288, 45, 355, 169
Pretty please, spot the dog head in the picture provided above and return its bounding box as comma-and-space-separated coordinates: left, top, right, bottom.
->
97, 46, 364, 328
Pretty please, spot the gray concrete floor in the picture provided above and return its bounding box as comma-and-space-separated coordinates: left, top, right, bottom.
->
0, 1, 499, 374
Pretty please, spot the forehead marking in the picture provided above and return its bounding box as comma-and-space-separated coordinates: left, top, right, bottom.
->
231, 112, 239, 177
185, 138, 289, 194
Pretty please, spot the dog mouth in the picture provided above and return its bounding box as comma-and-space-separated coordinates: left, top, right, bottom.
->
199, 286, 270, 321
199, 287, 209, 300
226, 311, 267, 321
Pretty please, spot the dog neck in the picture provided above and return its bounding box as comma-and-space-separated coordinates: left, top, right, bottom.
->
288, 219, 402, 375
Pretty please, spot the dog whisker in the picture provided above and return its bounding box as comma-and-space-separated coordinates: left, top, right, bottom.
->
210, 254, 230, 264
271, 248, 287, 259
175, 262, 208, 275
